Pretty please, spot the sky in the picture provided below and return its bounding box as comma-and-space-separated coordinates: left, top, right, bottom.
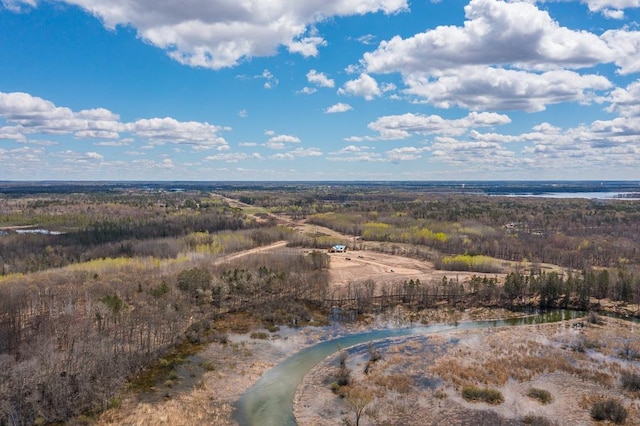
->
0, 0, 640, 181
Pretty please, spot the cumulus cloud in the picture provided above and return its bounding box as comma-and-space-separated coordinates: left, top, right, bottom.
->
307, 70, 335, 88
364, 0, 614, 74
325, 103, 353, 113
366, 111, 511, 140
205, 152, 262, 162
12, 0, 408, 69
264, 133, 302, 149
581, 0, 640, 16
338, 73, 382, 100
429, 137, 520, 167
0, 91, 230, 150
0, 92, 124, 138
327, 148, 383, 162
606, 80, 640, 117
357, 0, 629, 111
403, 66, 612, 111
600, 30, 640, 74
131, 117, 228, 150
270, 147, 322, 159
385, 146, 429, 162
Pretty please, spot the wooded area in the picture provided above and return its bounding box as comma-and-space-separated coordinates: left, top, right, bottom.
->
1, 182, 640, 424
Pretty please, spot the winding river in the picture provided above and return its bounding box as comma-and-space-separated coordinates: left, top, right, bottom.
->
234, 310, 584, 426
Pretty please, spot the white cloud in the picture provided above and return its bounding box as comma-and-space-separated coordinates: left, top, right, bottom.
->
403, 66, 612, 111
327, 149, 383, 162
298, 87, 317, 95
355, 0, 627, 111
16, 0, 407, 69
270, 147, 322, 159
0, 91, 125, 137
307, 70, 335, 88
429, 138, 519, 167
267, 134, 301, 143
131, 117, 229, 150
606, 80, 640, 117
259, 69, 279, 89
364, 0, 614, 74
205, 152, 262, 162
325, 103, 353, 113
338, 73, 381, 100
357, 34, 376, 45
366, 111, 511, 140
0, 91, 230, 150
1, 0, 36, 12
264, 133, 302, 149
581, 0, 640, 13
288, 37, 327, 57
601, 30, 640, 74
601, 8, 626, 18
385, 146, 429, 162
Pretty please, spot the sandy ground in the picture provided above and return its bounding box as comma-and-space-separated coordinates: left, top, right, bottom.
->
326, 250, 494, 291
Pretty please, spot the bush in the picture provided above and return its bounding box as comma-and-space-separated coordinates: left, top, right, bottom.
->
461, 385, 504, 405
199, 360, 216, 372
590, 399, 627, 424
266, 324, 280, 333
522, 414, 556, 426
526, 387, 554, 404
250, 331, 269, 340
587, 311, 602, 324
621, 371, 640, 392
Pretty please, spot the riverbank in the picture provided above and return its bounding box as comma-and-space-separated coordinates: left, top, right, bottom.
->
97, 307, 603, 425
96, 307, 523, 425
294, 315, 640, 425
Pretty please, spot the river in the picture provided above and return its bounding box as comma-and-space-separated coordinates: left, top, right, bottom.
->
234, 310, 583, 426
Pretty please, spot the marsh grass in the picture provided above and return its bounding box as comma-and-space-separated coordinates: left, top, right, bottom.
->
526, 387, 554, 404
373, 374, 414, 394
590, 398, 627, 424
621, 371, 640, 392
461, 385, 504, 405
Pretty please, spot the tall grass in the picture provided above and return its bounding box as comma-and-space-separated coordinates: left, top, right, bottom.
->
436, 254, 502, 273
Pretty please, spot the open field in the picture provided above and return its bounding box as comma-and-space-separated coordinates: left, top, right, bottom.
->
326, 249, 500, 290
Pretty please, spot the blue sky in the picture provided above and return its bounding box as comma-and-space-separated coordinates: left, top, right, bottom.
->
0, 0, 639, 181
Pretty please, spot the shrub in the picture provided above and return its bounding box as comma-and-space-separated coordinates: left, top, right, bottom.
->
590, 399, 627, 424
336, 349, 351, 387
199, 360, 216, 372
266, 324, 280, 333
522, 414, 556, 426
436, 255, 502, 273
462, 385, 504, 405
621, 371, 640, 392
587, 311, 602, 324
527, 387, 554, 404
107, 397, 122, 409
250, 331, 269, 340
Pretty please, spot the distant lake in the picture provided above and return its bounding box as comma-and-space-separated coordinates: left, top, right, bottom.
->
500, 192, 640, 200
14, 229, 63, 235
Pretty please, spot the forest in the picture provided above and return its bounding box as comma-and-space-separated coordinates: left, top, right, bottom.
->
1, 181, 640, 425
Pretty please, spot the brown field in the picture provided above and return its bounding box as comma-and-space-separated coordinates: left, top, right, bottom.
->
295, 315, 640, 426
97, 242, 640, 426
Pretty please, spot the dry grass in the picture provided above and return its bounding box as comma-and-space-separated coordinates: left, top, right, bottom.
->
296, 317, 640, 425
98, 385, 233, 426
